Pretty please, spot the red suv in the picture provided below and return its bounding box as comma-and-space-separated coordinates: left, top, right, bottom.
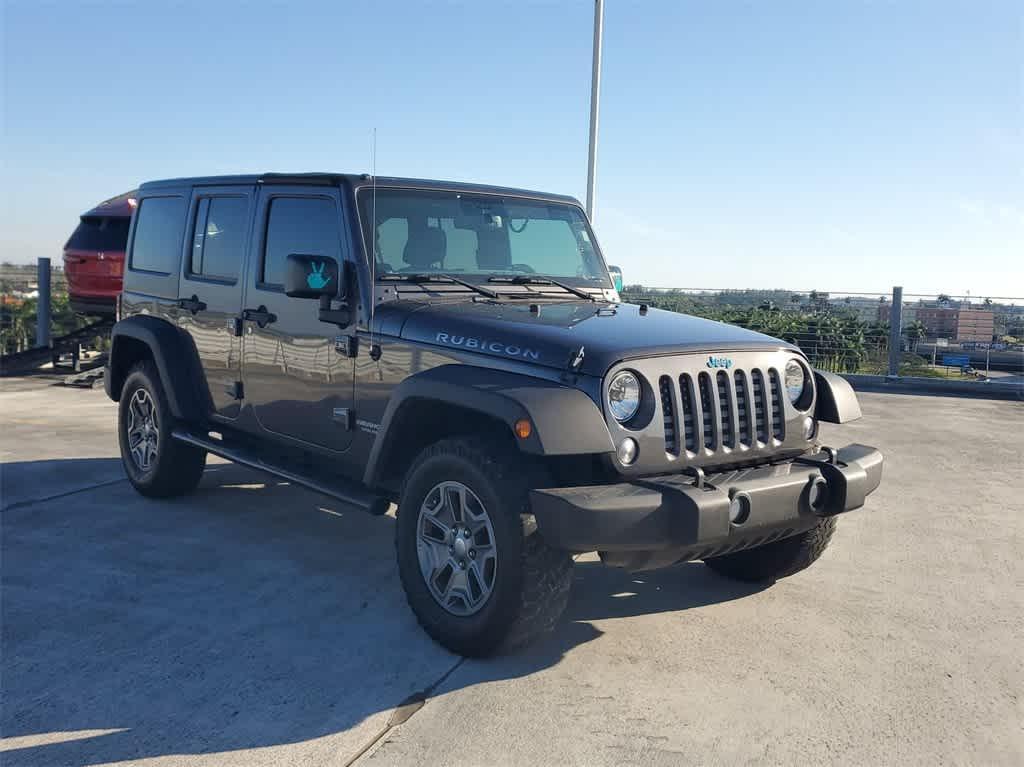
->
63, 191, 136, 315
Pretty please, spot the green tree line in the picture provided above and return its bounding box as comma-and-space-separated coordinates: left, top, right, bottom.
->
621, 290, 933, 375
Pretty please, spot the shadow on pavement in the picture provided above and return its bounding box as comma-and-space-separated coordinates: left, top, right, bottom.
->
1, 456, 127, 511
1, 458, 764, 766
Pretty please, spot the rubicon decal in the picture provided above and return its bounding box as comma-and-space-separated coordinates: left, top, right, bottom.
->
436, 333, 540, 361
706, 356, 733, 369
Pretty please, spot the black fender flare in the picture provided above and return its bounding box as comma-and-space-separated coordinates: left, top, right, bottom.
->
106, 315, 211, 422
813, 369, 862, 423
363, 365, 615, 487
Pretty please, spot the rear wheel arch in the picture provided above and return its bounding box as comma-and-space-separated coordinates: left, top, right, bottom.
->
107, 316, 211, 422
107, 335, 153, 403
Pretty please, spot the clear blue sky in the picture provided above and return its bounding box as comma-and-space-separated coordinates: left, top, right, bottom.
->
2, 1, 1021, 297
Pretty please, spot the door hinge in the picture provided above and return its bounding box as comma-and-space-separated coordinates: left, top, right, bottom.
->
335, 335, 358, 358
332, 407, 354, 430
224, 381, 244, 400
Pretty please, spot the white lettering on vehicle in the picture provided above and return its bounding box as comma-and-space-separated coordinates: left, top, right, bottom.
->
436, 332, 540, 361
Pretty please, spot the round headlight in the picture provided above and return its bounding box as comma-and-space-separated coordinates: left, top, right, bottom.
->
608, 371, 641, 422
785, 359, 808, 406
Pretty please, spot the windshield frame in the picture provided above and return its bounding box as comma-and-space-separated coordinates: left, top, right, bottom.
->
354, 185, 613, 289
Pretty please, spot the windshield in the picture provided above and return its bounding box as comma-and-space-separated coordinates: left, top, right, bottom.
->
358, 189, 610, 286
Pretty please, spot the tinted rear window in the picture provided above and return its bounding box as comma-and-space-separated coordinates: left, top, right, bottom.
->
65, 216, 130, 252
131, 197, 187, 274
189, 197, 248, 281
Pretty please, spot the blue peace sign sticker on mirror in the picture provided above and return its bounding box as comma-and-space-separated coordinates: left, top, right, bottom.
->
307, 261, 332, 290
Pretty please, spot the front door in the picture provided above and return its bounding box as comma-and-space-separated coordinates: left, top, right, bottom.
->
240, 186, 355, 453
177, 186, 253, 419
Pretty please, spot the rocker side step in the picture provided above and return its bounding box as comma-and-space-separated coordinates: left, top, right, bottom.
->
172, 428, 391, 515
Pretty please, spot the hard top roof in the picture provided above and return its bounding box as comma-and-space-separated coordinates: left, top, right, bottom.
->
137, 173, 580, 206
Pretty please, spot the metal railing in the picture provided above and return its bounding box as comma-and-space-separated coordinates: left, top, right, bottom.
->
619, 286, 1024, 382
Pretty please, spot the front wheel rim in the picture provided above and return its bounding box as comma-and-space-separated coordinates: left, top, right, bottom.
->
126, 388, 159, 472
416, 481, 498, 616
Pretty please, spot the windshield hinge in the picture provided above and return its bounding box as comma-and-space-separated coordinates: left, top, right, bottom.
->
335, 335, 358, 358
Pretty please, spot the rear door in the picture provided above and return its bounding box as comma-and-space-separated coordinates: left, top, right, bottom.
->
177, 186, 253, 419
240, 185, 355, 453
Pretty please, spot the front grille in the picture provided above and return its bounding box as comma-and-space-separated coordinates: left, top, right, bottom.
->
659, 376, 677, 456
734, 370, 751, 447
751, 370, 768, 443
697, 373, 715, 450
717, 371, 734, 449
769, 369, 785, 440
664, 365, 785, 458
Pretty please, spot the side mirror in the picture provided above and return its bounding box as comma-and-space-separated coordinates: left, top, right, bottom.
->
285, 254, 339, 299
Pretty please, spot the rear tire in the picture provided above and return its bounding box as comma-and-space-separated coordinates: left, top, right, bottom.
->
118, 361, 206, 498
704, 518, 837, 583
396, 437, 573, 657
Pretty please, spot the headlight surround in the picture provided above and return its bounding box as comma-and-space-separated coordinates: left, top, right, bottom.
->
607, 370, 641, 422
784, 359, 810, 408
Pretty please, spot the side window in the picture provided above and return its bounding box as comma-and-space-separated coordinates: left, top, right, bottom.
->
189, 196, 248, 281
262, 197, 342, 287
131, 197, 187, 274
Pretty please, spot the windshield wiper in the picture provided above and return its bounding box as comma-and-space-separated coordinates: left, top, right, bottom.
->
379, 272, 500, 299
488, 275, 598, 302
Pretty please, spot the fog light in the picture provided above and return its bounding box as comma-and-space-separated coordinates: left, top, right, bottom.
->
617, 437, 638, 465
803, 416, 817, 440
728, 493, 751, 525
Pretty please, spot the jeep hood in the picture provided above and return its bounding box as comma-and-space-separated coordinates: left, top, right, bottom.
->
378, 299, 797, 376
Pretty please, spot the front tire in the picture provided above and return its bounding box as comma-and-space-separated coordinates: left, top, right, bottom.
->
396, 437, 573, 657
704, 518, 837, 583
118, 361, 206, 498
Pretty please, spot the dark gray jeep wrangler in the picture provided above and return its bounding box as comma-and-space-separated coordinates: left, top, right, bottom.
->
106, 173, 883, 656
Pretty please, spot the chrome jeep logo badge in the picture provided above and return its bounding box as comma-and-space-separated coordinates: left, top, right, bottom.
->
706, 356, 733, 369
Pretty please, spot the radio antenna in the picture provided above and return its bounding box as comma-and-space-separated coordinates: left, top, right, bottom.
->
368, 128, 379, 357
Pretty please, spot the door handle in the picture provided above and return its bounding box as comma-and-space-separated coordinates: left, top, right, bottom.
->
178, 295, 207, 314
242, 305, 277, 328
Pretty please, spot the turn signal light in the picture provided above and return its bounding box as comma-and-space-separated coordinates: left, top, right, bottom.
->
514, 419, 532, 439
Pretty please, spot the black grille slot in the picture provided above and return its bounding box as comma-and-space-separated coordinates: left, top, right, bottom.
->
659, 375, 678, 456
751, 369, 769, 444
698, 372, 715, 450
679, 374, 697, 453
734, 370, 750, 447
768, 368, 785, 440
716, 371, 734, 448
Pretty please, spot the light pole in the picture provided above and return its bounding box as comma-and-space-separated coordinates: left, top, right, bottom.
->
585, 0, 604, 222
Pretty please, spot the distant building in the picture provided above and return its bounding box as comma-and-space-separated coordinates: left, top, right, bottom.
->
879, 304, 994, 342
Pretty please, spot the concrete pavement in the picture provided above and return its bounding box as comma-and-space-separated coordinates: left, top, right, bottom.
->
1, 379, 1021, 765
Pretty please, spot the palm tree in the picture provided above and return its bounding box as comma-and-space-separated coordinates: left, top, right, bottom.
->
903, 320, 927, 352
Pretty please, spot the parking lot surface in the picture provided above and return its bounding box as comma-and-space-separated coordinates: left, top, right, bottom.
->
2, 378, 1021, 766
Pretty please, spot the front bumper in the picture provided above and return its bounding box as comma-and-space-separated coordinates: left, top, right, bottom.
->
530, 444, 883, 566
